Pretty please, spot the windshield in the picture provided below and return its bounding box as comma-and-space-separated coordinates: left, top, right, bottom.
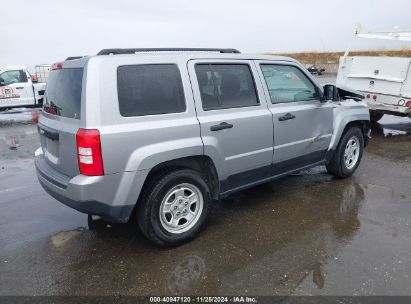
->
43, 68, 83, 119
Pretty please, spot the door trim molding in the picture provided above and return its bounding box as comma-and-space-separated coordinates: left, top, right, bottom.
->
219, 149, 327, 197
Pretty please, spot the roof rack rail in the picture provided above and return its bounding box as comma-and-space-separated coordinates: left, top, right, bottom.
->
97, 48, 241, 55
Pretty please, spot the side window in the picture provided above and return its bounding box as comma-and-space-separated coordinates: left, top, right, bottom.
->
0, 70, 27, 85
260, 64, 317, 104
117, 64, 186, 117
195, 64, 259, 110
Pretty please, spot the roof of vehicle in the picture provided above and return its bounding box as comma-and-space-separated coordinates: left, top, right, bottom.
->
62, 52, 299, 69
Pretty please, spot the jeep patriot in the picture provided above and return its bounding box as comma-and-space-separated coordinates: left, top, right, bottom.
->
35, 48, 370, 246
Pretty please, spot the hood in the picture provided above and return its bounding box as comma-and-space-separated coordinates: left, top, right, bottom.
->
337, 85, 364, 101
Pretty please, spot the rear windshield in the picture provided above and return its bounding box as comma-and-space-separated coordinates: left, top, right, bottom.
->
117, 64, 186, 116
43, 68, 83, 119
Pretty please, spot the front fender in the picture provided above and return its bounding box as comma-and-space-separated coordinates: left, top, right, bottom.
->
329, 101, 370, 150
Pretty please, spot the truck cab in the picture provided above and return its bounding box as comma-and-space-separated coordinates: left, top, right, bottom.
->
0, 66, 46, 109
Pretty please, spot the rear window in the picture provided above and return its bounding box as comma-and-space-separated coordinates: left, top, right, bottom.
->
117, 64, 186, 117
43, 68, 83, 119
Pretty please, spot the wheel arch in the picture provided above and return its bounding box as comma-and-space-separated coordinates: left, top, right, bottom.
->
138, 155, 220, 202
342, 120, 370, 145
330, 115, 370, 151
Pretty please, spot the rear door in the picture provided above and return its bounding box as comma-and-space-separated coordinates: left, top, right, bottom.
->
0, 69, 33, 107
38, 66, 84, 177
256, 61, 334, 174
188, 59, 274, 191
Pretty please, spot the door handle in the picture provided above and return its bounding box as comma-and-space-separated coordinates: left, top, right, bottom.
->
278, 113, 296, 121
210, 122, 233, 131
16, 87, 24, 89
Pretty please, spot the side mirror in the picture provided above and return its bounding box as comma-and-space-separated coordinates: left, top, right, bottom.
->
323, 84, 340, 101
0, 77, 5, 86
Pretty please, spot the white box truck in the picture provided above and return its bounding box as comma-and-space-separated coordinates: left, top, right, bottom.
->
337, 27, 411, 121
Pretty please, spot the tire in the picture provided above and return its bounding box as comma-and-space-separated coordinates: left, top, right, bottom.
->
137, 169, 212, 247
370, 111, 384, 122
326, 126, 364, 178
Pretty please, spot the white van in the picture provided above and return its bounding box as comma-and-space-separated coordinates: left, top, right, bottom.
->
336, 27, 411, 121
0, 66, 46, 110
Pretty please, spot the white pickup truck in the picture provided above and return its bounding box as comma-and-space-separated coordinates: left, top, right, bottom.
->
0, 66, 47, 110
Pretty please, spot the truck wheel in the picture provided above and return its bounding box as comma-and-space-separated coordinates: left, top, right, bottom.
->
370, 112, 384, 122
326, 127, 364, 178
137, 169, 212, 247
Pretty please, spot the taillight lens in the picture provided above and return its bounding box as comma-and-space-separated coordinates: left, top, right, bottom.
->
406, 101, 411, 108
76, 129, 104, 176
52, 62, 63, 70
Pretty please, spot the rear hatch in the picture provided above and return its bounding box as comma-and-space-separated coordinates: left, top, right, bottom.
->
38, 64, 84, 178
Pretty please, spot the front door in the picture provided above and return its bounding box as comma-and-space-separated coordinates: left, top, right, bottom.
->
0, 70, 33, 107
256, 62, 334, 174
188, 60, 274, 191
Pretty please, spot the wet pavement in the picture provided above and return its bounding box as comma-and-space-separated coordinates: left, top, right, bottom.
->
0, 109, 410, 296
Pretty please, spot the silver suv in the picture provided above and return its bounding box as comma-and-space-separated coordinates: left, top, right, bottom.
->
35, 48, 370, 246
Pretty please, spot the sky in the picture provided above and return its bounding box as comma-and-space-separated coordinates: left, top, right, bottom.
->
2, 0, 411, 70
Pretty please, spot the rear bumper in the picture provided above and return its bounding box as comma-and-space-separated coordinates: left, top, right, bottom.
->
366, 100, 411, 116
368, 103, 411, 116
34, 148, 146, 223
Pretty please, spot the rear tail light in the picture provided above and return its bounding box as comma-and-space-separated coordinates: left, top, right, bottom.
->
51, 62, 63, 70
31, 74, 37, 82
406, 101, 411, 108
366, 94, 370, 99
372, 95, 377, 100
76, 129, 104, 176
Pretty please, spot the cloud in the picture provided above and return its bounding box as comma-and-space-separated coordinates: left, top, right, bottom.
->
2, 0, 410, 69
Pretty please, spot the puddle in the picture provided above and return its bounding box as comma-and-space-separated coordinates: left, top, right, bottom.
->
0, 108, 41, 126
382, 128, 408, 137
167, 254, 206, 294
0, 124, 39, 159
50, 228, 84, 247
376, 115, 411, 137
